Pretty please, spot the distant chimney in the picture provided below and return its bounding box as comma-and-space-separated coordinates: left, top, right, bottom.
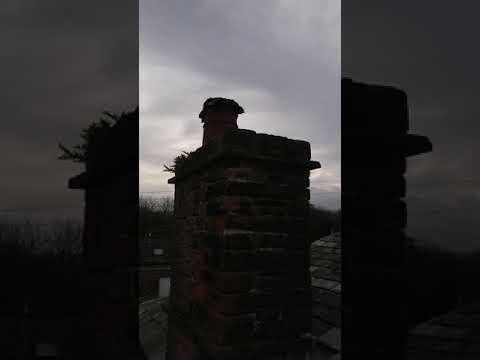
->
199, 97, 244, 145
342, 78, 432, 359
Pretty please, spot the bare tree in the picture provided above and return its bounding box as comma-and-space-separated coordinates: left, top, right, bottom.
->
0, 216, 82, 256
139, 197, 174, 237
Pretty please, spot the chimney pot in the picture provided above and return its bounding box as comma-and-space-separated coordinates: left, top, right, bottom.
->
200, 97, 244, 145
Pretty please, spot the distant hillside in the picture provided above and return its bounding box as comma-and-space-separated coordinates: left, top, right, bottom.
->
406, 238, 460, 327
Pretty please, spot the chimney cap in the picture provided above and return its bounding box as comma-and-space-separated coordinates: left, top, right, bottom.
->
199, 97, 244, 122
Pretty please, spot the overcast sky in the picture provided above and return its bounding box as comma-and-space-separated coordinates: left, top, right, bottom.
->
140, 0, 341, 210
0, 1, 138, 222
5, 2, 477, 252
343, 1, 480, 252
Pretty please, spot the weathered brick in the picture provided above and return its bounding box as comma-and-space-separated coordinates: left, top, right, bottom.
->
225, 215, 307, 233
344, 228, 407, 265
210, 271, 254, 293
343, 78, 409, 135
197, 232, 222, 249
207, 196, 307, 217
342, 199, 407, 229
206, 215, 226, 233
207, 180, 309, 200
168, 115, 315, 359
223, 167, 257, 181
253, 273, 311, 291
285, 234, 310, 250
208, 249, 255, 271
257, 134, 288, 159
343, 174, 406, 199
254, 232, 288, 249
167, 325, 202, 360
222, 129, 257, 150
207, 288, 254, 315
285, 139, 311, 161
255, 250, 309, 273
207, 308, 255, 345
197, 337, 309, 360
252, 288, 311, 309
223, 231, 255, 250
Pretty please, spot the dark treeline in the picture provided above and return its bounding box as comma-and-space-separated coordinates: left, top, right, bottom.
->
308, 205, 341, 242
0, 217, 82, 289
1, 108, 139, 357
139, 196, 174, 237
2, 200, 340, 252
0, 217, 83, 255
0, 217, 86, 356
138, 196, 478, 331
139, 196, 340, 243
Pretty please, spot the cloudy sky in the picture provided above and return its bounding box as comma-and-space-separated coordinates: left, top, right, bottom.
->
140, 0, 341, 210
0, 1, 138, 222
343, 1, 480, 252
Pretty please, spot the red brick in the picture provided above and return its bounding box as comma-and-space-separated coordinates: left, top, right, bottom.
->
206, 307, 255, 345
253, 273, 310, 291
168, 326, 202, 360
210, 271, 254, 293
208, 288, 254, 315
169, 126, 315, 359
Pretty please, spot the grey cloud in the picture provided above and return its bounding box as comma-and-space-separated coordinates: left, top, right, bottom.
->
140, 0, 340, 208
1, 1, 138, 221
343, 1, 480, 251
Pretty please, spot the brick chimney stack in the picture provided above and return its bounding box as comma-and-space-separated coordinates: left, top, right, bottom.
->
167, 98, 320, 360
342, 78, 432, 359
200, 97, 244, 145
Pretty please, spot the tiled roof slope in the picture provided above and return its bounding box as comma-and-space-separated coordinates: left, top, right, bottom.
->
311, 233, 341, 294
311, 232, 341, 357
408, 302, 480, 359
139, 297, 169, 360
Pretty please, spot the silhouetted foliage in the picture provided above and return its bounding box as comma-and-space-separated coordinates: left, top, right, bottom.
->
58, 107, 139, 164
163, 151, 192, 173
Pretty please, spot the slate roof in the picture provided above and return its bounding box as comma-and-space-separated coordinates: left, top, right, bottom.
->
407, 302, 480, 359
139, 297, 169, 360
310, 232, 341, 358
311, 233, 341, 294
137, 234, 343, 359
